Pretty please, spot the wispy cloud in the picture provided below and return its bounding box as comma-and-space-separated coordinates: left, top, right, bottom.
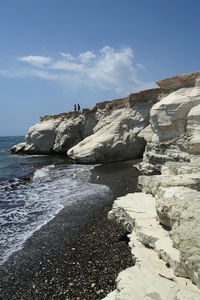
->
1, 46, 155, 96
19, 55, 53, 67
59, 52, 74, 60
51, 60, 84, 72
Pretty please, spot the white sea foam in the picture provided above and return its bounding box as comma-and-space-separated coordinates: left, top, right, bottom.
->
0, 163, 110, 265
0, 204, 64, 266
33, 165, 54, 179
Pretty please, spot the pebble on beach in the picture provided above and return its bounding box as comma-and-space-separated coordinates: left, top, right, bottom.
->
0, 160, 139, 299
0, 207, 134, 300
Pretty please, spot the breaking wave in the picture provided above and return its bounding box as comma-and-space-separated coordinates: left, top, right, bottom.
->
0, 163, 110, 265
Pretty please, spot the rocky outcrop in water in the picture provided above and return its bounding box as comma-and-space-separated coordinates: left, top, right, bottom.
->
11, 89, 165, 162
11, 109, 97, 155
12, 71, 200, 165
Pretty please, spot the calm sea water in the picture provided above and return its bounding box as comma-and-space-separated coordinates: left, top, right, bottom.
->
0, 136, 110, 265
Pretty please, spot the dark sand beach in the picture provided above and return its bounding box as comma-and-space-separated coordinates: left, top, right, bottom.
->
0, 160, 140, 300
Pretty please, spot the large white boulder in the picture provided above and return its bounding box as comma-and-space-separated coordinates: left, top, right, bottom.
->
67, 88, 163, 163
12, 110, 97, 155
25, 120, 56, 153
24, 111, 87, 154
67, 108, 146, 163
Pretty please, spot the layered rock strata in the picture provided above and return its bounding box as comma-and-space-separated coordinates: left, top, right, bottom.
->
11, 71, 200, 296
12, 71, 200, 165
103, 188, 200, 299
102, 72, 200, 298
11, 89, 165, 162
137, 71, 200, 173
67, 89, 164, 163
139, 160, 200, 285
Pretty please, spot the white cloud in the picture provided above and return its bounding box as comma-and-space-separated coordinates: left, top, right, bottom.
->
19, 55, 52, 67
2, 47, 155, 96
51, 60, 84, 72
88, 46, 137, 91
59, 52, 74, 60
60, 50, 96, 63
79, 51, 96, 63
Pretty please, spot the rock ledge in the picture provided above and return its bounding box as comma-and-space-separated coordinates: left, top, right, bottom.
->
103, 192, 200, 300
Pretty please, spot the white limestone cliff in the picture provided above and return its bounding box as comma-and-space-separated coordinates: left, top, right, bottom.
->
12, 71, 200, 165
11, 71, 200, 298
11, 88, 164, 162
67, 89, 165, 162
137, 71, 200, 173
103, 191, 200, 300
105, 156, 200, 300
102, 72, 200, 299
11, 108, 98, 155
103, 160, 200, 299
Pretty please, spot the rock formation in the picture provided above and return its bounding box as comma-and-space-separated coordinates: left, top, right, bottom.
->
67, 89, 164, 163
138, 71, 200, 173
11, 89, 165, 162
12, 71, 200, 297
12, 71, 200, 165
103, 189, 200, 299
103, 71, 200, 299
12, 109, 97, 155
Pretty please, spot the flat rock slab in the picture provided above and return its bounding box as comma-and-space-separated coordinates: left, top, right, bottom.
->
113, 265, 200, 300
104, 193, 200, 300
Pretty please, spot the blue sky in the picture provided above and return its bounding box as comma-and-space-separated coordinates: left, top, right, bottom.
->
1, 0, 200, 136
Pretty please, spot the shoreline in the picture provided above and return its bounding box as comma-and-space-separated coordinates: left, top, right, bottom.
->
0, 160, 140, 299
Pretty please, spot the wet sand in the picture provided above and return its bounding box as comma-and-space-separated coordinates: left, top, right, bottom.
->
0, 160, 141, 300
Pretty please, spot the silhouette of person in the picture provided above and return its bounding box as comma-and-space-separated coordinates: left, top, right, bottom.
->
74, 104, 77, 111
78, 104, 80, 110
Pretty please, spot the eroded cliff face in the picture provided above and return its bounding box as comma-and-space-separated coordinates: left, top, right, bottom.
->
67, 89, 164, 163
103, 72, 200, 299
137, 71, 200, 173
12, 71, 200, 165
12, 72, 200, 297
104, 157, 200, 300
12, 88, 164, 162
12, 108, 99, 155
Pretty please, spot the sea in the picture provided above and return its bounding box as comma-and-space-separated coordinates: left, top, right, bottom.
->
0, 136, 110, 266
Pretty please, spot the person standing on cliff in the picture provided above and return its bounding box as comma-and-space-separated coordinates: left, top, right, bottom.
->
74, 104, 77, 111
78, 104, 80, 110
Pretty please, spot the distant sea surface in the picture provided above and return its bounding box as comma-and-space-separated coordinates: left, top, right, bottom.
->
0, 136, 110, 265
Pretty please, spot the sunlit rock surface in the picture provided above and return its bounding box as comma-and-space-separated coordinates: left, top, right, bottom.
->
103, 192, 200, 300
137, 71, 200, 173
12, 89, 164, 162
11, 71, 200, 298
